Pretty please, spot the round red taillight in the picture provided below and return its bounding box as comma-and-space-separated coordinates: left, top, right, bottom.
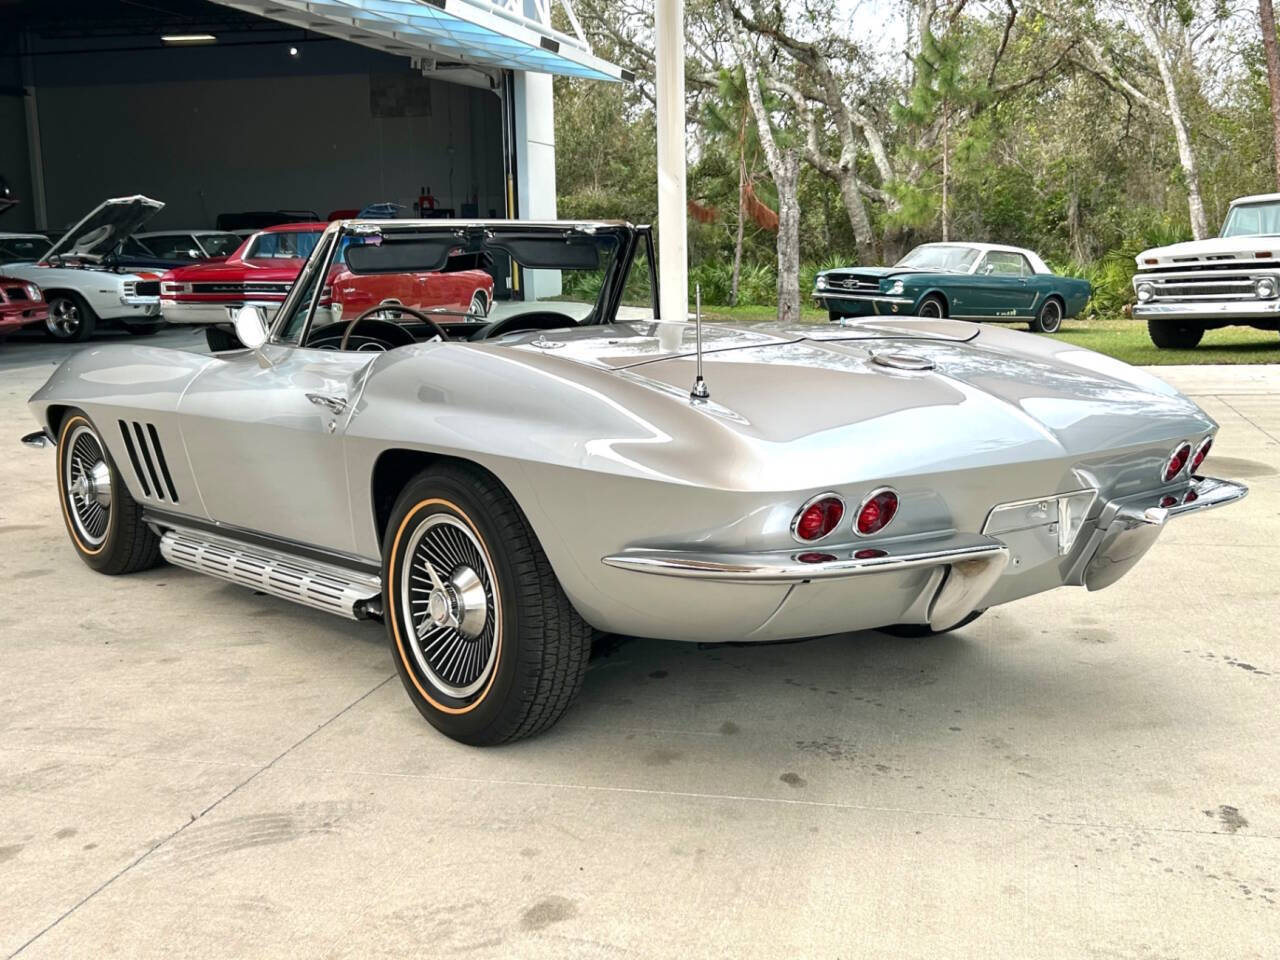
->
1184, 489, 1199, 504
855, 488, 899, 536
1159, 495, 1178, 508
792, 495, 845, 542
854, 548, 887, 560
1190, 437, 1212, 473
1163, 442, 1192, 483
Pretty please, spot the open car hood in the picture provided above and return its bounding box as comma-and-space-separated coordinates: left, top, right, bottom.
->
40, 195, 164, 264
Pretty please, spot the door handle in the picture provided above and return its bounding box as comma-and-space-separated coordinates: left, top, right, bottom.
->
307, 393, 347, 415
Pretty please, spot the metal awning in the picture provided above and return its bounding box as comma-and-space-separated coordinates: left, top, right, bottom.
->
212, 0, 630, 82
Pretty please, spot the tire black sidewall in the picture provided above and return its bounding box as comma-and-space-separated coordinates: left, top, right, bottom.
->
917, 296, 945, 319
383, 472, 523, 743
1035, 300, 1062, 334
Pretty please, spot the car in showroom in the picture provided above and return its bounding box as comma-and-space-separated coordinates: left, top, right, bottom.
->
23, 218, 1245, 745
815, 242, 1092, 333
1133, 193, 1280, 348
160, 220, 494, 351
132, 230, 242, 262
2, 195, 164, 341
0, 231, 53, 265
0, 274, 47, 340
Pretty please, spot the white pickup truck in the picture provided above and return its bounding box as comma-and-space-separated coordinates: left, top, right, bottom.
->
1132, 193, 1280, 348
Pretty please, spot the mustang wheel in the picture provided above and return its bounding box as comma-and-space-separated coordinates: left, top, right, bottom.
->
916, 295, 946, 319
384, 464, 594, 745
469, 291, 489, 318
1030, 298, 1063, 334
45, 292, 96, 342
56, 411, 161, 574
1147, 319, 1204, 349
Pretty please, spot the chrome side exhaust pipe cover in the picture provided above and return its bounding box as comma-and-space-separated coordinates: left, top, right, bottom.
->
158, 527, 381, 620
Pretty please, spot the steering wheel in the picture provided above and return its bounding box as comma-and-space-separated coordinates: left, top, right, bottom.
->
339, 304, 449, 351
471, 310, 579, 341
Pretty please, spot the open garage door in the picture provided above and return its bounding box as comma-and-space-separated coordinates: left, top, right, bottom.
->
0, 0, 622, 303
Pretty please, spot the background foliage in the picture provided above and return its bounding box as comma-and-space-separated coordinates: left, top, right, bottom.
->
554, 1, 1275, 316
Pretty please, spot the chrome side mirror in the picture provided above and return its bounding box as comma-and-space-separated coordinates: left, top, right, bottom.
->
233, 304, 269, 350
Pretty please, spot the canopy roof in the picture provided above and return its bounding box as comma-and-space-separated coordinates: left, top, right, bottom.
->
213, 0, 630, 82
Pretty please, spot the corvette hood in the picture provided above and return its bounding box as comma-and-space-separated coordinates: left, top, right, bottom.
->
503, 319, 979, 371
604, 330, 1212, 476
41, 195, 164, 263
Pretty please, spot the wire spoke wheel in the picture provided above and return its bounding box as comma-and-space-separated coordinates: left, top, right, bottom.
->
400, 513, 499, 700
63, 423, 112, 547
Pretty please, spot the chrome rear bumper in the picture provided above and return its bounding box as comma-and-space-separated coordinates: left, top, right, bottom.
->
604, 532, 1010, 631
1069, 475, 1247, 590
602, 475, 1246, 636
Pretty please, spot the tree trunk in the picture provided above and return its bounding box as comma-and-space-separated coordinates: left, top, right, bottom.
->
722, 0, 801, 325
940, 101, 950, 242
775, 153, 802, 325
731, 162, 745, 306
837, 160, 878, 264
1139, 13, 1209, 239
1262, 0, 1280, 189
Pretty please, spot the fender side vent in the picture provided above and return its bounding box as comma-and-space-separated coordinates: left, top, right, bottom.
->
118, 420, 151, 498
118, 420, 179, 503
145, 423, 180, 502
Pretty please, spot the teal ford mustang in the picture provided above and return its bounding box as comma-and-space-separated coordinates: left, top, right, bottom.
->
815, 242, 1092, 333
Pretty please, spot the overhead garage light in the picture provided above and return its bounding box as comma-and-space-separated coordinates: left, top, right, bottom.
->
161, 33, 218, 45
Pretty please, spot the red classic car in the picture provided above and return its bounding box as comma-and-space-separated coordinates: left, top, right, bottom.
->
0, 275, 49, 339
160, 221, 495, 350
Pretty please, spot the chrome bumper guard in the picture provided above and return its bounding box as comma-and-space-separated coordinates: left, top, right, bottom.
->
1068, 475, 1247, 590
603, 532, 1010, 632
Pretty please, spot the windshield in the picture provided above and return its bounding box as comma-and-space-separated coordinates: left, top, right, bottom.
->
1220, 201, 1280, 238
276, 225, 629, 345
201, 233, 242, 257
895, 244, 980, 272
0, 235, 52, 264
246, 230, 323, 260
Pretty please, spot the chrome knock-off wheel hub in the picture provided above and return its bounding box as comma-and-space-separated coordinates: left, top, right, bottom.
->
64, 424, 111, 546
401, 513, 499, 699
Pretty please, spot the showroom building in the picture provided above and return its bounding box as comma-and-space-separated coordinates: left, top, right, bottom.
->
0, 0, 626, 299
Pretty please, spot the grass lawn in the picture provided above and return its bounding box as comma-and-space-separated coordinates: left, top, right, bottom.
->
700, 305, 1280, 366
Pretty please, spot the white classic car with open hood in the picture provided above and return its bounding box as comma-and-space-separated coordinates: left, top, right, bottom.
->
2, 195, 166, 342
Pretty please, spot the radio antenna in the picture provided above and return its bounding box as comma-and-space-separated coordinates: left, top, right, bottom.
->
690, 283, 710, 401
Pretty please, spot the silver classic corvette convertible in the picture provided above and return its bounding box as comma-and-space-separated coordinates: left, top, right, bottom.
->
23, 218, 1247, 744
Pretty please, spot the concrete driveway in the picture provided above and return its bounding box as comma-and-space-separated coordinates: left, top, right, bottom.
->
1, 329, 1277, 958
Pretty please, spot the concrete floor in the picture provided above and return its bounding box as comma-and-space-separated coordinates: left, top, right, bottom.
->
1, 328, 1278, 958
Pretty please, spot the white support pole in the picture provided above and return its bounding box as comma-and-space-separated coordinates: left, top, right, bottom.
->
655, 0, 688, 324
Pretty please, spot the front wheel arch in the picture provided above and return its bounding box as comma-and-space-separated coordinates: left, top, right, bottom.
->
915, 292, 949, 318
